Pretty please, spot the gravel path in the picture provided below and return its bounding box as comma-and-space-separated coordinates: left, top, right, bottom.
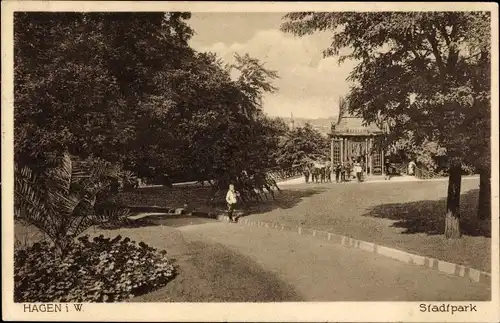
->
95, 216, 490, 302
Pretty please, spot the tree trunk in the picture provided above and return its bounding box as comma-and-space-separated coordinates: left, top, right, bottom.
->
478, 168, 491, 220
444, 158, 462, 239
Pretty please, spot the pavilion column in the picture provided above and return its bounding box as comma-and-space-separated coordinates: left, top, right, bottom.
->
365, 138, 368, 174
341, 138, 344, 163
345, 137, 351, 162
330, 138, 334, 168
340, 138, 344, 163
381, 147, 385, 175
369, 137, 373, 176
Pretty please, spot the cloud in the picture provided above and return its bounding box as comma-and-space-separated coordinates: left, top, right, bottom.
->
190, 29, 357, 119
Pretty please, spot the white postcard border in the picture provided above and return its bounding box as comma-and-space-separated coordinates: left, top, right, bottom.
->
2, 2, 499, 322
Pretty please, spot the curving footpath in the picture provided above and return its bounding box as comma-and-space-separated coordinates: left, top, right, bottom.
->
125, 215, 491, 301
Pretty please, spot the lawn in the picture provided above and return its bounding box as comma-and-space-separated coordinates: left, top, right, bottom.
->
110, 186, 218, 212
246, 178, 492, 272
110, 184, 326, 215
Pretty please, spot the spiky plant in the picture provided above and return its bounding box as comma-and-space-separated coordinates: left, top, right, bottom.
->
14, 151, 129, 255
120, 169, 138, 191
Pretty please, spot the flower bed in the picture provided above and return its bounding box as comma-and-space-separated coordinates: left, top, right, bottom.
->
15, 235, 176, 302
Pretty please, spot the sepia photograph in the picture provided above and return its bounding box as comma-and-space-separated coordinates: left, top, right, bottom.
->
2, 1, 499, 322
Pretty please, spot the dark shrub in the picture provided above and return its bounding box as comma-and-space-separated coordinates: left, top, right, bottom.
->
14, 235, 176, 302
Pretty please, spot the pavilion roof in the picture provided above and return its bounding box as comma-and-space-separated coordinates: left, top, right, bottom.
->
331, 111, 384, 136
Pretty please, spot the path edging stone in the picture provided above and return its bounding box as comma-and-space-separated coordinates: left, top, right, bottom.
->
199, 211, 490, 285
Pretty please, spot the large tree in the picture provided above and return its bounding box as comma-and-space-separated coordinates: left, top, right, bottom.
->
15, 12, 287, 202
281, 12, 491, 238
178, 52, 286, 197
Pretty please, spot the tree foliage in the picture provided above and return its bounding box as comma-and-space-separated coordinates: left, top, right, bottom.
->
14, 13, 195, 167
15, 12, 286, 204
277, 123, 330, 167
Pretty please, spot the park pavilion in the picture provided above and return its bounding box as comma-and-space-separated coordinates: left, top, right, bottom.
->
330, 110, 386, 176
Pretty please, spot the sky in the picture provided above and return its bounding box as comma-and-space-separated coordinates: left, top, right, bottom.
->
187, 13, 357, 119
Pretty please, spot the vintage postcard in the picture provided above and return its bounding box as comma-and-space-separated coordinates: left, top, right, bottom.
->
2, 1, 499, 322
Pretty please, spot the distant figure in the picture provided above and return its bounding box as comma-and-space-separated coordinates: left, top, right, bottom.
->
312, 166, 320, 184
226, 184, 240, 223
345, 161, 352, 181
325, 165, 332, 183
303, 167, 310, 184
340, 163, 346, 182
384, 158, 392, 180
351, 158, 357, 179
335, 163, 341, 183
320, 166, 326, 183
354, 162, 363, 182
408, 160, 416, 176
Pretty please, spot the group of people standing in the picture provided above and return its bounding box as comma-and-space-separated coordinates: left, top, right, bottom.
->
303, 164, 332, 184
334, 159, 364, 183
303, 158, 365, 184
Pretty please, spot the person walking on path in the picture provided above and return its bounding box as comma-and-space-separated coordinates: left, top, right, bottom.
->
226, 184, 240, 222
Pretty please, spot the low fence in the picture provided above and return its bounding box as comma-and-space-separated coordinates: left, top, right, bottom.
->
395, 162, 441, 180
395, 162, 408, 176
140, 166, 304, 189
266, 165, 304, 182
414, 166, 441, 179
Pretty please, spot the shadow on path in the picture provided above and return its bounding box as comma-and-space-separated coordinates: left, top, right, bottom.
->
363, 189, 491, 238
